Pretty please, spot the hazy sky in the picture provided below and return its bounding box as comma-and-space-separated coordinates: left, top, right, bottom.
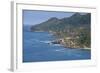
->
23, 10, 75, 25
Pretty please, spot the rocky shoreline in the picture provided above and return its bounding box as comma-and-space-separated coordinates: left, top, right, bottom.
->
47, 30, 91, 50
50, 37, 91, 50
33, 31, 91, 50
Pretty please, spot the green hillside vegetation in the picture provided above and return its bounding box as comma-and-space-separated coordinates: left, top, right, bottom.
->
31, 13, 91, 49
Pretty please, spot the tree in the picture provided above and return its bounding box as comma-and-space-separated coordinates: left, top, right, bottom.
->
78, 29, 91, 48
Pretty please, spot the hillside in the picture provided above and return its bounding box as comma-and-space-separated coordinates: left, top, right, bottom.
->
30, 13, 91, 49
31, 13, 90, 31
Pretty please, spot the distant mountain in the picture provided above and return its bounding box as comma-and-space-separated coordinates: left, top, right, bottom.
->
23, 25, 31, 32
30, 13, 91, 32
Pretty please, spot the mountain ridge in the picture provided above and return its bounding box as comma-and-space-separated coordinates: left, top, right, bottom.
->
30, 13, 90, 32
30, 13, 91, 48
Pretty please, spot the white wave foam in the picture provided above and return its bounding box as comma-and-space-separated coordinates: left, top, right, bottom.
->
55, 49, 65, 52
53, 44, 61, 46
40, 41, 51, 43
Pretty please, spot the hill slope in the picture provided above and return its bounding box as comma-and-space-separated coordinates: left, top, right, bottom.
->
30, 13, 91, 49
31, 13, 90, 32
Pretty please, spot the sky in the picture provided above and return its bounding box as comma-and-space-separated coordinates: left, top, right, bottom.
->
23, 10, 75, 25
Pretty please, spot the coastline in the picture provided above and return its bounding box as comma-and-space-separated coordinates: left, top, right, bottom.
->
48, 31, 91, 50
32, 31, 91, 50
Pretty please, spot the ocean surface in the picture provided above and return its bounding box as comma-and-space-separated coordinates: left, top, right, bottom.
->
23, 26, 91, 62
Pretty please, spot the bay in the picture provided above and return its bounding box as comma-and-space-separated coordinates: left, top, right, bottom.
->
23, 29, 91, 62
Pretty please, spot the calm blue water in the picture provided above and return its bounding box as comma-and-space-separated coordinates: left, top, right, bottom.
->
23, 28, 91, 62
